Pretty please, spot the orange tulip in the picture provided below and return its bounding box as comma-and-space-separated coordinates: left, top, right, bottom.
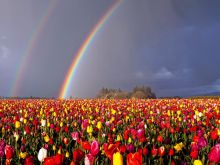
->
127, 152, 142, 165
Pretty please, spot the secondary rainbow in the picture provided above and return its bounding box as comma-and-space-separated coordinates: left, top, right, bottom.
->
59, 0, 122, 98
11, 0, 59, 96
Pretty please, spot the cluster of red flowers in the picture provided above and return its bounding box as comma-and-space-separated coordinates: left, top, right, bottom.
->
0, 98, 220, 164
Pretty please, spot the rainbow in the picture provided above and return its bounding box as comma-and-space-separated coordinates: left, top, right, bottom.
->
59, 0, 122, 98
11, 0, 59, 96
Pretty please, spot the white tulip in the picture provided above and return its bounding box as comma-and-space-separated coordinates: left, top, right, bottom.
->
38, 147, 47, 162
20, 117, 24, 122
198, 112, 203, 117
41, 119, 46, 127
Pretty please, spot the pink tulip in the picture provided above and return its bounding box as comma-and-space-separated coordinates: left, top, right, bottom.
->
91, 140, 99, 156
198, 137, 207, 149
71, 132, 79, 141
82, 119, 89, 130
137, 129, 145, 139
84, 154, 95, 165
0, 139, 6, 158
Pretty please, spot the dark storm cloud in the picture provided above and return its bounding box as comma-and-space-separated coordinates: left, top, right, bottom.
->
70, 0, 220, 97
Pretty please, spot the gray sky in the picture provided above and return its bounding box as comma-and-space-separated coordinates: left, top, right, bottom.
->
0, 0, 220, 98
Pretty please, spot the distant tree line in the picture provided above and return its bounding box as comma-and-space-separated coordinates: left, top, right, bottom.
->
96, 86, 156, 99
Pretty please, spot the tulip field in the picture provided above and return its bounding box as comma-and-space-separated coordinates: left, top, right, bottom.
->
0, 99, 220, 165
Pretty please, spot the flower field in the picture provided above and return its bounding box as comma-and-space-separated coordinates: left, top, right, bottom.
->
0, 99, 220, 165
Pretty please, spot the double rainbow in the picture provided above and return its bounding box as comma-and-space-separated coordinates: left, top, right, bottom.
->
11, 0, 122, 98
59, 0, 122, 98
11, 0, 59, 96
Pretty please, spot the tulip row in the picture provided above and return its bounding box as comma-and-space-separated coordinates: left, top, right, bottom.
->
0, 98, 220, 164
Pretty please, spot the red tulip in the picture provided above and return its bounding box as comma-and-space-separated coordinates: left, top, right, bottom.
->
54, 154, 64, 165
193, 135, 200, 143
171, 160, 176, 165
143, 147, 148, 156
24, 156, 34, 165
64, 126, 69, 133
63, 137, 69, 145
127, 152, 142, 165
191, 142, 199, 151
210, 130, 218, 140
81, 141, 91, 151
44, 154, 64, 165
190, 150, 198, 159
130, 129, 137, 140
103, 143, 119, 160
157, 135, 163, 143
123, 130, 130, 140
44, 157, 55, 165
138, 148, 143, 155
73, 148, 84, 162
168, 148, 174, 156
25, 126, 31, 135
55, 126, 60, 133
151, 146, 158, 157
170, 128, 175, 134
158, 146, 165, 157
120, 145, 126, 154
208, 143, 220, 163
90, 140, 99, 156
4, 145, 14, 159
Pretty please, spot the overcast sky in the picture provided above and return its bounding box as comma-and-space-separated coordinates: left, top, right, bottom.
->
0, 0, 220, 98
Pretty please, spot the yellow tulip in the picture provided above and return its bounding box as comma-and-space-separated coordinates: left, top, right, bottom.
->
2, 127, 5, 134
87, 125, 93, 134
19, 152, 27, 159
193, 160, 203, 165
116, 135, 121, 141
44, 135, 50, 143
111, 117, 115, 122
113, 152, 123, 165
111, 109, 116, 115
125, 116, 129, 122
167, 110, 171, 116
47, 122, 50, 127
97, 121, 102, 129
113, 128, 116, 132
23, 119, 27, 124
65, 151, 70, 158
128, 137, 132, 143
195, 111, 199, 116
174, 142, 184, 152
15, 121, 21, 128
14, 134, 19, 142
